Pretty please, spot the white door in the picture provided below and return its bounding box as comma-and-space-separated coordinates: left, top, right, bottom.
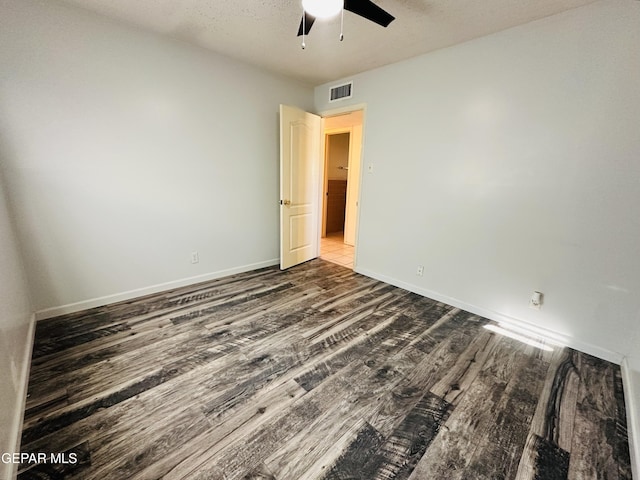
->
280, 105, 321, 270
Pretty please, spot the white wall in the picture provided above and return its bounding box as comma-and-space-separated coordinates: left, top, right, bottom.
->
315, 0, 640, 362
0, 172, 34, 480
0, 0, 313, 316
327, 134, 350, 181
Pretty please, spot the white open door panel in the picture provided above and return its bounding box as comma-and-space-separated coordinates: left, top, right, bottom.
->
280, 104, 321, 270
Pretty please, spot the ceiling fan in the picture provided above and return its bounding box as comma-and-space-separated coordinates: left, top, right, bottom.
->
297, 0, 395, 37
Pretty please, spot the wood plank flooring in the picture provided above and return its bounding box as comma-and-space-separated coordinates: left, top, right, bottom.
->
18, 260, 632, 479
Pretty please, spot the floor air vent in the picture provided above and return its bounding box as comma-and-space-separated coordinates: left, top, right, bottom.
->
330, 82, 353, 102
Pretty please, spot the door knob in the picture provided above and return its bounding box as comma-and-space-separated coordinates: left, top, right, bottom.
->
282, 199, 291, 206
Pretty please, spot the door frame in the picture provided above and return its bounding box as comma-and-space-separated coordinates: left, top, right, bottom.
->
318, 103, 367, 269
322, 126, 354, 238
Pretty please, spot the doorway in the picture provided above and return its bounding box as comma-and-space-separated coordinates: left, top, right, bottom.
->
319, 110, 364, 269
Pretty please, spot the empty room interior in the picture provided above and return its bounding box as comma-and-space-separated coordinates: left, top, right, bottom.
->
1, 0, 639, 479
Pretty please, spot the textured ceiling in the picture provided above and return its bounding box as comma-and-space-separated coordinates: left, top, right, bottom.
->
57, 0, 599, 85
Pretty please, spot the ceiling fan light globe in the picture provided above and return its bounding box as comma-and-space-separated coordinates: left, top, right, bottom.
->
302, 0, 343, 19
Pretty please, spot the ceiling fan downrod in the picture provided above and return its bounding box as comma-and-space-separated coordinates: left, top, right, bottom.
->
301, 8, 306, 49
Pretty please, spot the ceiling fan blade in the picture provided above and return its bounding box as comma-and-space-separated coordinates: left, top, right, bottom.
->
344, 0, 395, 27
297, 12, 316, 36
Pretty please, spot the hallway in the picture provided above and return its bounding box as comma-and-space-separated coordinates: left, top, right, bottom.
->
319, 232, 354, 269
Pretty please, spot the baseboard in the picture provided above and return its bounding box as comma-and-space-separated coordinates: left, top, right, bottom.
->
4, 313, 36, 480
622, 358, 640, 480
35, 259, 280, 321
354, 266, 623, 365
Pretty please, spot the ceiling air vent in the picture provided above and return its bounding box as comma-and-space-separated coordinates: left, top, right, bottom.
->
329, 82, 353, 102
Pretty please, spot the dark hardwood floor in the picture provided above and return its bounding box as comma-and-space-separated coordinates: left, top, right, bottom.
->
18, 260, 632, 479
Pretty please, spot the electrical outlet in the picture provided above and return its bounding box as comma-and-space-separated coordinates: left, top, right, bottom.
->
416, 265, 424, 276
191, 251, 199, 264
367, 164, 374, 173
529, 291, 543, 310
